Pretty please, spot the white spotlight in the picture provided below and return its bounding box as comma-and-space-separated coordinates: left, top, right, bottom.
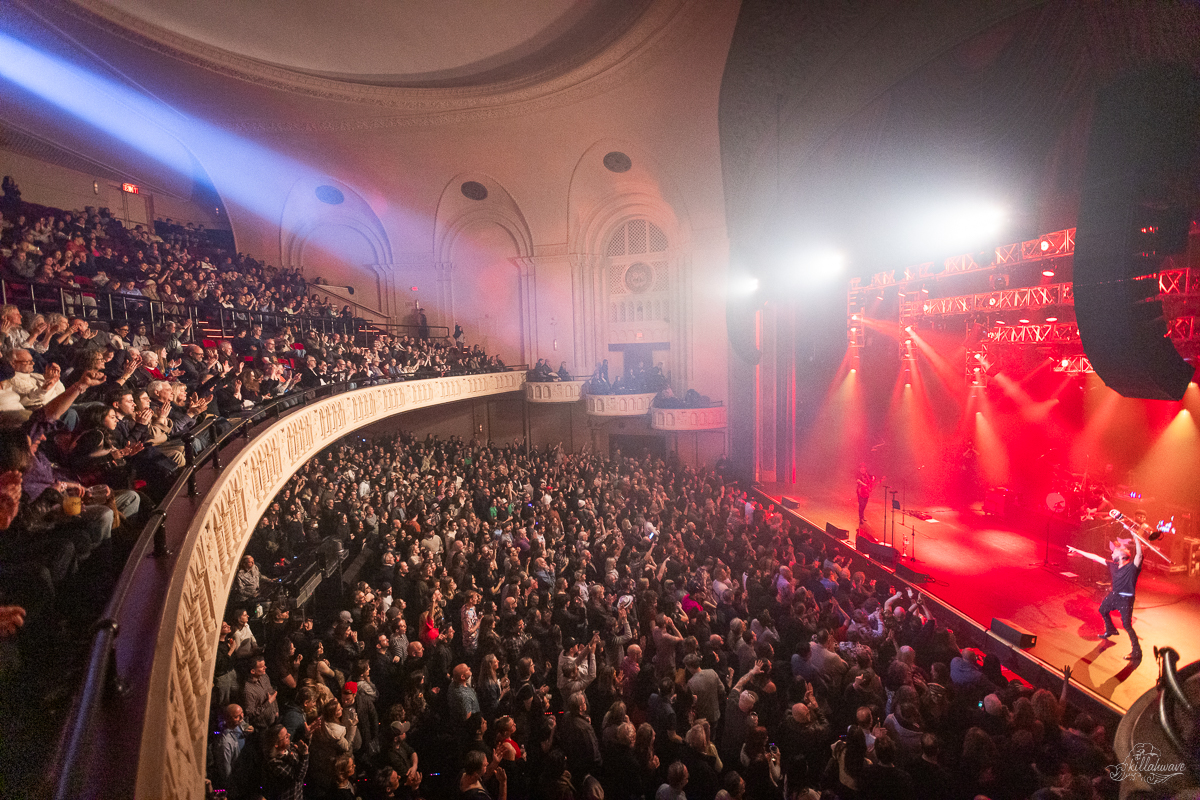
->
912, 201, 1007, 253
793, 248, 846, 284
728, 274, 760, 295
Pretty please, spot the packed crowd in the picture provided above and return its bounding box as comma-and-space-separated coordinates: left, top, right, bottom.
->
0, 175, 363, 322
584, 359, 669, 396
0, 178, 513, 665
211, 433, 1117, 800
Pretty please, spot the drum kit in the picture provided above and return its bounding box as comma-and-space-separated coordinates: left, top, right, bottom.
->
1046, 472, 1178, 564
1044, 471, 1115, 521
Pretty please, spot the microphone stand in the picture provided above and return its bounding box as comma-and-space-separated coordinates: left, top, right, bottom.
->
889, 489, 899, 547
881, 482, 891, 544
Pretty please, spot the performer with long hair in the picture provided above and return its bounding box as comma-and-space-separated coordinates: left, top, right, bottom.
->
1067, 534, 1143, 661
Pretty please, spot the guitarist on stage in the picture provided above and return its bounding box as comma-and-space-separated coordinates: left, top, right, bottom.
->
1067, 535, 1143, 662
856, 464, 877, 526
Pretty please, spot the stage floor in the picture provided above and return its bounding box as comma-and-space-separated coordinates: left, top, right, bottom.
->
760, 482, 1200, 713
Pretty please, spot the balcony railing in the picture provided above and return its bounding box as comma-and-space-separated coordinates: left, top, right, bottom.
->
49, 369, 527, 800
0, 277, 373, 341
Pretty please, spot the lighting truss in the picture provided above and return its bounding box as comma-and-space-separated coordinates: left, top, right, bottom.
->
919, 283, 1073, 316
1020, 228, 1075, 261
991, 322, 1080, 344
850, 228, 1077, 292
1167, 316, 1196, 340
1158, 267, 1200, 296
1052, 355, 1094, 375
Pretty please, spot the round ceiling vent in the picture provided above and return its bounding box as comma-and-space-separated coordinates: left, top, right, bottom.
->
603, 151, 632, 173
461, 181, 488, 201
315, 185, 345, 205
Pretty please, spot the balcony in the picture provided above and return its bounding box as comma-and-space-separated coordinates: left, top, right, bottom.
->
524, 380, 587, 403
52, 370, 525, 800
583, 392, 657, 416
650, 403, 726, 430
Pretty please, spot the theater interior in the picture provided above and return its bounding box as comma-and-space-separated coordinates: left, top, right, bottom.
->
1, 1, 1199, 798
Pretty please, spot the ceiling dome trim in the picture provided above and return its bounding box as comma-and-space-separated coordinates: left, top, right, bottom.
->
56, 0, 702, 113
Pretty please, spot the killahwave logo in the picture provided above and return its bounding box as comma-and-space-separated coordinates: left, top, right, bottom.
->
1106, 743, 1187, 784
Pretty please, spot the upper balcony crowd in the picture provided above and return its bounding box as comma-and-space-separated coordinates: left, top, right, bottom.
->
210, 432, 1117, 800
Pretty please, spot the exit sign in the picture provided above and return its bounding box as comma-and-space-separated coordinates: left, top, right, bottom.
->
121, 183, 139, 194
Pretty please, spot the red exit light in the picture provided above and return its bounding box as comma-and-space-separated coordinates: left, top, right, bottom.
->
121, 183, 140, 194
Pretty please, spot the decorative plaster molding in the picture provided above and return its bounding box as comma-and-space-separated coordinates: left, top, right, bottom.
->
525, 380, 586, 403
52, 0, 715, 129
584, 392, 656, 416
651, 405, 726, 430
133, 372, 524, 800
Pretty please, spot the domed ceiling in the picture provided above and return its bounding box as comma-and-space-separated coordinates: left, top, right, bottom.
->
87, 0, 655, 87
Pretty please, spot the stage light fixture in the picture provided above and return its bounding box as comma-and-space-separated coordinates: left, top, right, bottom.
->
728, 274, 759, 295
1061, 358, 1070, 367
911, 200, 1007, 253
1045, 316, 1058, 322
1018, 318, 1030, 324
995, 320, 1006, 325
1042, 268, 1056, 277
1040, 239, 1051, 252
793, 248, 846, 284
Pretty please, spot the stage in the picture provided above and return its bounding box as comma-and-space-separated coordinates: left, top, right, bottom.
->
760, 481, 1200, 714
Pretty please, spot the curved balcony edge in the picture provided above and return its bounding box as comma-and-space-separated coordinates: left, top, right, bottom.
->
115, 372, 524, 800
524, 380, 587, 403
583, 391, 657, 416
649, 404, 726, 430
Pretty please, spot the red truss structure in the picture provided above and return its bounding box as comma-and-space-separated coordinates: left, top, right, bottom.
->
1020, 228, 1075, 261
917, 283, 1073, 318
991, 322, 1080, 344
1052, 354, 1094, 375
851, 230, 1200, 378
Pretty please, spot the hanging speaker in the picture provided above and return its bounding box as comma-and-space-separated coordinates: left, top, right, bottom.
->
1074, 65, 1200, 400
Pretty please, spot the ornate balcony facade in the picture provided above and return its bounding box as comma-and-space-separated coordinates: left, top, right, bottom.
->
583, 392, 657, 416
650, 404, 726, 430
525, 380, 587, 403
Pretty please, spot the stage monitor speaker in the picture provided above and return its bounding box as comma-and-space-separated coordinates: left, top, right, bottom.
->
894, 562, 929, 583
782, 496, 801, 509
826, 522, 849, 540
1074, 64, 1200, 401
990, 617, 1037, 649
856, 537, 898, 565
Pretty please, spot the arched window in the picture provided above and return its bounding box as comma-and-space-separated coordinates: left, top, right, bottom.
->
605, 219, 669, 326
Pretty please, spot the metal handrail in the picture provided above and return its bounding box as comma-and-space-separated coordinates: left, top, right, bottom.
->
304, 284, 390, 323
48, 366, 526, 800
0, 277, 369, 343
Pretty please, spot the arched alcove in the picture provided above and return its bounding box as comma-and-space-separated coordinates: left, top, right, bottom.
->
434, 174, 533, 363
449, 220, 525, 364
298, 223, 381, 308
280, 177, 394, 313
567, 140, 692, 388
